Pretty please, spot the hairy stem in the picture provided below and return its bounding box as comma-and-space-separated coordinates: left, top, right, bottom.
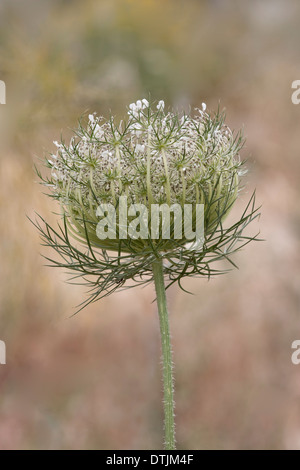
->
152, 258, 176, 450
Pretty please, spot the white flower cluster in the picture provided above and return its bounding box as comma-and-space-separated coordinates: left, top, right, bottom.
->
47, 99, 243, 222
128, 98, 149, 116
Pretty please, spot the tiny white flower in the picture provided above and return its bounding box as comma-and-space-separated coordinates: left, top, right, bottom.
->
89, 114, 95, 124
131, 122, 143, 137
157, 100, 165, 111
202, 103, 207, 111
128, 102, 139, 117
94, 124, 103, 139
135, 144, 145, 153
142, 98, 149, 108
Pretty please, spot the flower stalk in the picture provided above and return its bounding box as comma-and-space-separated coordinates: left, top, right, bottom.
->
152, 258, 176, 450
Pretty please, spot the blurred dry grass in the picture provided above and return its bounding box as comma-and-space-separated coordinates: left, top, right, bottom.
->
0, 0, 300, 449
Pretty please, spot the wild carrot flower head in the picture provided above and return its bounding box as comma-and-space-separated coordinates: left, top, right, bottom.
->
35, 99, 259, 309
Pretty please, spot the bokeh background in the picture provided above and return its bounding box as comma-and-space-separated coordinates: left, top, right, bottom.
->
0, 0, 300, 450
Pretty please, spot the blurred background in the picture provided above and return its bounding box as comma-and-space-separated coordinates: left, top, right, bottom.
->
0, 0, 300, 450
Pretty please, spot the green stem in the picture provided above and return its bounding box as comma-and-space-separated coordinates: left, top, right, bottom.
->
161, 148, 171, 205
147, 129, 154, 204
152, 258, 176, 450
